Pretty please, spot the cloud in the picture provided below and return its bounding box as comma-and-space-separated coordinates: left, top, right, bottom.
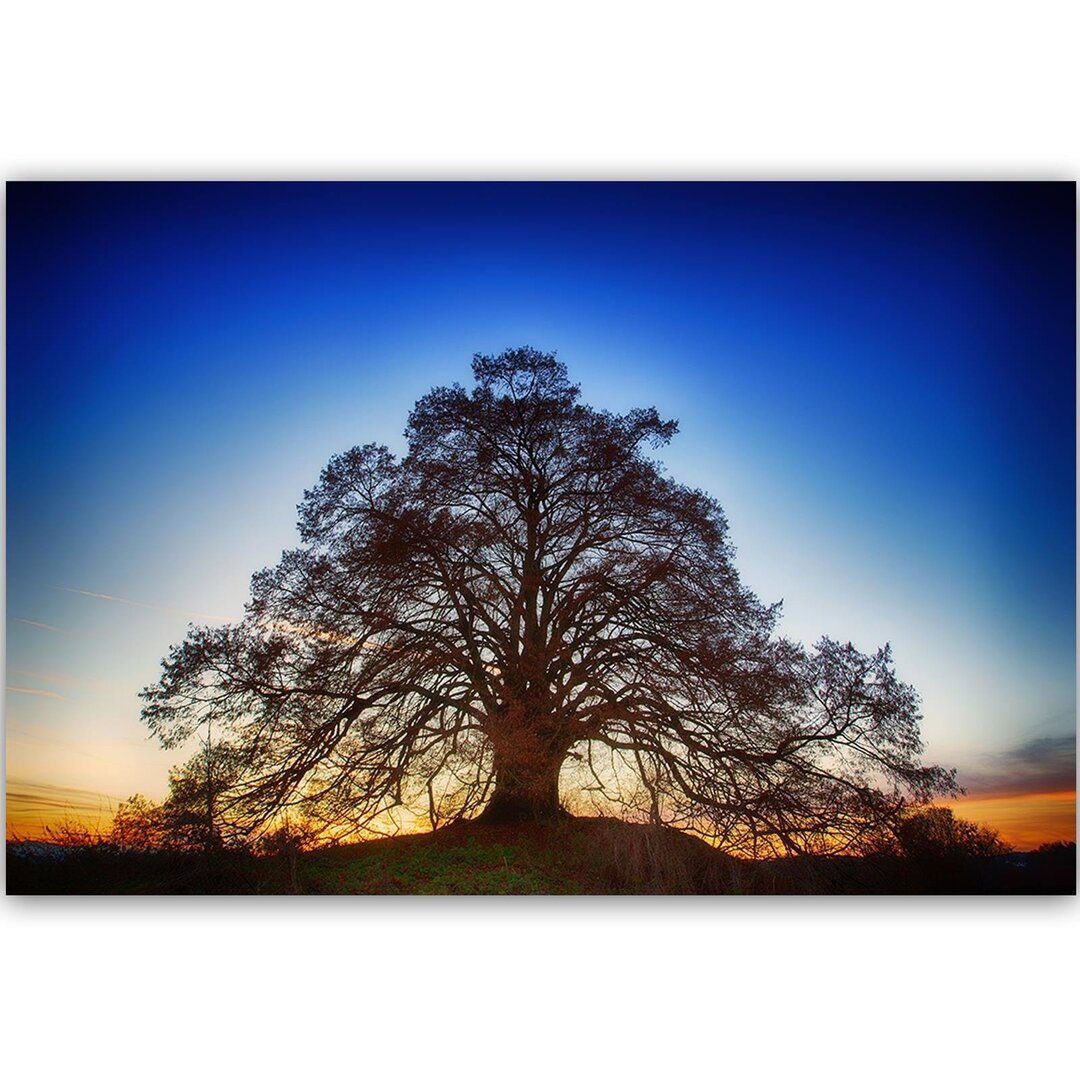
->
58, 586, 127, 604
6, 779, 118, 817
6, 686, 65, 700
265, 618, 363, 646
54, 585, 234, 624
960, 734, 1076, 798
7, 667, 131, 697
12, 618, 66, 633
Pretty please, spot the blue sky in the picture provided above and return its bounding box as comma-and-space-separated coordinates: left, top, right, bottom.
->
5, 182, 1075, 834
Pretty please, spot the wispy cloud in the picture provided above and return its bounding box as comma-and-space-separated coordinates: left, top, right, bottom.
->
961, 734, 1076, 798
6, 686, 65, 700
7, 667, 129, 696
266, 618, 363, 646
12, 617, 66, 633
6, 779, 118, 810
58, 586, 127, 603
54, 585, 234, 624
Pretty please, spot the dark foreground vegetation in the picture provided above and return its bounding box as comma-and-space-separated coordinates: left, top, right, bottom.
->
8, 818, 1075, 896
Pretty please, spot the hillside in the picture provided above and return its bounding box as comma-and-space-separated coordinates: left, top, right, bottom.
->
7, 817, 1075, 895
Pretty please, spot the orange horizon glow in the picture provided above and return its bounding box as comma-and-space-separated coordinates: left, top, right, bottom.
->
6, 778, 122, 843
942, 790, 1076, 850
8, 778, 1077, 852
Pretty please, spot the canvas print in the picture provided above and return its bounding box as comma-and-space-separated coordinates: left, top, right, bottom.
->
5, 181, 1075, 894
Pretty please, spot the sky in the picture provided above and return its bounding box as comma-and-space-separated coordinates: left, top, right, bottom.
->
5, 181, 1075, 846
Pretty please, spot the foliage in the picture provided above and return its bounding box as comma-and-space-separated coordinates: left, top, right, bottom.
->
101, 743, 262, 853
865, 806, 1010, 859
40, 817, 115, 849
159, 741, 253, 850
252, 816, 322, 857
1034, 839, 1075, 857
141, 347, 958, 854
109, 794, 169, 851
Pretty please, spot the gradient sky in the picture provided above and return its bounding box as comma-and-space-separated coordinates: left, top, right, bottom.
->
5, 181, 1075, 845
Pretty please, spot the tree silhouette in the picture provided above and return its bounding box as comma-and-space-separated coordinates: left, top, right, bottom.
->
106, 744, 250, 853
142, 348, 957, 853
161, 741, 249, 851
868, 806, 1009, 859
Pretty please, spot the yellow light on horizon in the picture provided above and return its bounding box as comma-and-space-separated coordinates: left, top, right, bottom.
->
943, 790, 1076, 850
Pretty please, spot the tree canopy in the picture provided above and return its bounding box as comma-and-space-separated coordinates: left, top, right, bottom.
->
142, 347, 958, 855
889, 807, 1010, 859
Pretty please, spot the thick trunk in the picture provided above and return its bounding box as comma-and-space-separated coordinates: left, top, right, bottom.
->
477, 744, 566, 824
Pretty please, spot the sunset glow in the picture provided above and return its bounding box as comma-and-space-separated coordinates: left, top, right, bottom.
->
943, 792, 1076, 851
6, 779, 121, 842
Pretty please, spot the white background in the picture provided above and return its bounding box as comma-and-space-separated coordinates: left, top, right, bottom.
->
3, 3, 1077, 1078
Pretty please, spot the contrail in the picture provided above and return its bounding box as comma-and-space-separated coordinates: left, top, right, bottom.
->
6, 686, 65, 700
13, 618, 66, 633
58, 586, 126, 603
53, 585, 234, 624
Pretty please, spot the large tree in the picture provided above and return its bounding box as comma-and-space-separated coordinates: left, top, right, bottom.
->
142, 348, 957, 854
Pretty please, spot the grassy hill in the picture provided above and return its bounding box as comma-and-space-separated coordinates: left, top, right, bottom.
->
7, 817, 1075, 895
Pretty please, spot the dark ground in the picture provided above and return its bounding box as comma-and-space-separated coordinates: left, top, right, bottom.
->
6, 817, 1076, 895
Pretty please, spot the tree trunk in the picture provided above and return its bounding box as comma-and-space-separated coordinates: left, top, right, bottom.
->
477, 743, 566, 824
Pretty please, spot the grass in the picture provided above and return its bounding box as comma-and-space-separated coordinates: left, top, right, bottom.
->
289, 818, 746, 895
6, 817, 744, 895
6, 817, 1075, 895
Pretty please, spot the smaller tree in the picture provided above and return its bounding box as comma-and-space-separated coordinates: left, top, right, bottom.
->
1034, 840, 1075, 857
106, 744, 253, 853
159, 742, 252, 851
879, 807, 1009, 859
109, 794, 168, 852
